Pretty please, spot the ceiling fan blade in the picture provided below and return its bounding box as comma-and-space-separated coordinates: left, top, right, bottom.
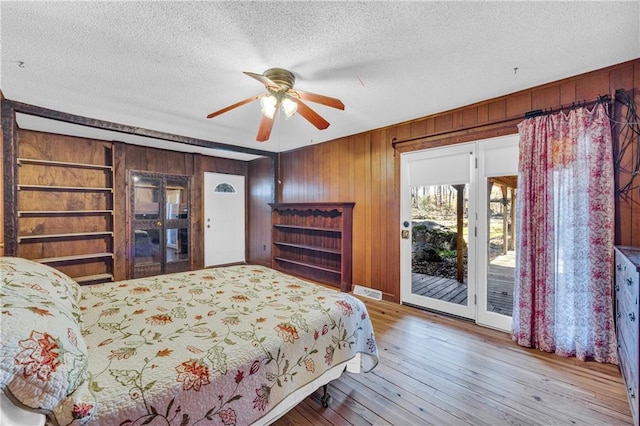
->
244, 71, 279, 89
206, 94, 260, 119
292, 89, 345, 110
296, 99, 330, 130
256, 114, 275, 142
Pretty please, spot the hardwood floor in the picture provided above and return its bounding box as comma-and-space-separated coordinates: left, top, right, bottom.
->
273, 297, 632, 425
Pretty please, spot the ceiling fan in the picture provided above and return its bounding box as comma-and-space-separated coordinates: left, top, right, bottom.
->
206, 68, 345, 142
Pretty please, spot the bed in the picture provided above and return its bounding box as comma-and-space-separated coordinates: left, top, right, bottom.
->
0, 257, 378, 425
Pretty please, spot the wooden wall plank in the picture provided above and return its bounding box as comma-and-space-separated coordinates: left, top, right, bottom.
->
352, 134, 367, 285
462, 107, 478, 128
247, 156, 272, 266
487, 100, 506, 122
575, 72, 610, 101
632, 62, 640, 246
370, 130, 383, 289
531, 85, 560, 110
410, 119, 427, 138
560, 81, 576, 106
506, 92, 531, 118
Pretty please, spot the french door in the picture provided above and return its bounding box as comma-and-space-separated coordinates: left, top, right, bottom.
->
400, 135, 518, 331
130, 172, 190, 278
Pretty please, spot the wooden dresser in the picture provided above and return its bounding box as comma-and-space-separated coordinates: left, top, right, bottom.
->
615, 246, 640, 426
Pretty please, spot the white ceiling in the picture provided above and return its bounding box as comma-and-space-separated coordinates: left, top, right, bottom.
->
1, 1, 639, 160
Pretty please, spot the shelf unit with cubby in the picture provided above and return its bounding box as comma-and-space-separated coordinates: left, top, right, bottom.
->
270, 202, 354, 292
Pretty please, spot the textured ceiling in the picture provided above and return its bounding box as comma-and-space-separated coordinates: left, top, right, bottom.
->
1, 1, 639, 159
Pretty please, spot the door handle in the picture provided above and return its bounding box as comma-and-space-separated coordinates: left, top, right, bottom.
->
156, 221, 162, 228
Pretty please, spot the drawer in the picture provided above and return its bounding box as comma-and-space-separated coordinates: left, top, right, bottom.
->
620, 252, 639, 302
622, 272, 638, 305
617, 306, 638, 357
618, 329, 638, 382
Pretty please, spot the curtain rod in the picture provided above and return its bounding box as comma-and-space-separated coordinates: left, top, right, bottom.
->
523, 94, 610, 119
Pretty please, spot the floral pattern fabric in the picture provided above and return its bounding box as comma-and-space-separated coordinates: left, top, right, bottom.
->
512, 104, 618, 363
0, 257, 92, 424
69, 265, 378, 425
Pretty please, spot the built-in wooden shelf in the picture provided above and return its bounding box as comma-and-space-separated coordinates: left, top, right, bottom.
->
18, 231, 113, 242
74, 273, 114, 284
15, 142, 116, 285
274, 257, 341, 275
274, 241, 342, 255
34, 252, 114, 264
18, 210, 113, 217
270, 202, 354, 292
273, 224, 342, 233
18, 184, 113, 192
17, 157, 113, 170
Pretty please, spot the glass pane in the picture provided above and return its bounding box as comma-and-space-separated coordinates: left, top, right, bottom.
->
166, 181, 188, 219
486, 177, 516, 317
166, 228, 188, 262
411, 184, 468, 305
214, 183, 236, 193
134, 177, 161, 220
133, 228, 162, 276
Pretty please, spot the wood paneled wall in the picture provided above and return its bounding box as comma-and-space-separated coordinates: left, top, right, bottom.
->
3, 134, 249, 280
275, 58, 640, 303
247, 156, 274, 266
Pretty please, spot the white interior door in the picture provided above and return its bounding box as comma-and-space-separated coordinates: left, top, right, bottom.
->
204, 172, 245, 267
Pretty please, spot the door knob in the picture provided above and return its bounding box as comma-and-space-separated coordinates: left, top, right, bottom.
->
156, 221, 162, 228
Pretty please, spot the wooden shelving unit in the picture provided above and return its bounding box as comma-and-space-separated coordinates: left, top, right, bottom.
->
16, 141, 115, 284
270, 202, 354, 292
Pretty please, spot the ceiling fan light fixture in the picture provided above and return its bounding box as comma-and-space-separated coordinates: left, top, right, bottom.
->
260, 94, 278, 119
281, 96, 298, 120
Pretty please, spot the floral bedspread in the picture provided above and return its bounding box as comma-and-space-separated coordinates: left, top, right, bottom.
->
77, 265, 378, 425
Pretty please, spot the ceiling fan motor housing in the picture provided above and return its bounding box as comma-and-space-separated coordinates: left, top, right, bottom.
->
264, 68, 296, 91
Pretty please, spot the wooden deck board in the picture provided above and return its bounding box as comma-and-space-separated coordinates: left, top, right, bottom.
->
411, 252, 515, 315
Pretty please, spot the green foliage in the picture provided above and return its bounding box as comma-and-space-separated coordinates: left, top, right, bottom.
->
438, 249, 457, 258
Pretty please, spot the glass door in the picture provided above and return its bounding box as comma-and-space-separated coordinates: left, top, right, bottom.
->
401, 144, 477, 320
131, 172, 190, 278
401, 135, 519, 329
476, 136, 518, 331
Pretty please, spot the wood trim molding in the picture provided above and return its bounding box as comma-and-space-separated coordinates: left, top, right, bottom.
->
2, 99, 18, 255
4, 99, 277, 159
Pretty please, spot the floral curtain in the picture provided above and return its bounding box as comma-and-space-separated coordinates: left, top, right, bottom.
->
512, 103, 617, 364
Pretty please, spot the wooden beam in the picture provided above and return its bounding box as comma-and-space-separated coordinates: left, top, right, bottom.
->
4, 99, 277, 159
2, 99, 17, 255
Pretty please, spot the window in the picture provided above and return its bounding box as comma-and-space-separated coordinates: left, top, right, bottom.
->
214, 183, 236, 193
